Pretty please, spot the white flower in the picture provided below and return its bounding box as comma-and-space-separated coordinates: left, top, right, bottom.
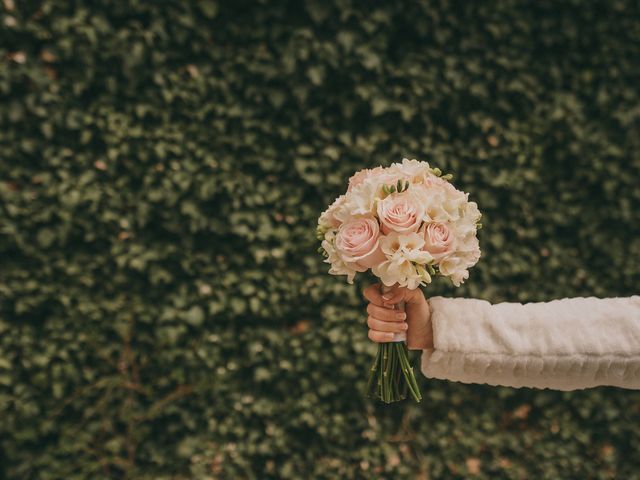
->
318, 194, 346, 230
420, 182, 467, 222
439, 236, 481, 286
438, 255, 470, 287
454, 201, 482, 236
388, 158, 432, 183
380, 231, 433, 264
373, 259, 428, 289
334, 179, 379, 223
371, 232, 433, 288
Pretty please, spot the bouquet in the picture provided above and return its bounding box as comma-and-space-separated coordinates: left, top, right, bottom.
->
317, 158, 481, 403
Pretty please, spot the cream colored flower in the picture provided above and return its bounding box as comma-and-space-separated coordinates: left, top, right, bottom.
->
334, 179, 379, 222
318, 194, 346, 230
439, 236, 481, 286
371, 232, 434, 288
380, 231, 433, 264
389, 158, 432, 184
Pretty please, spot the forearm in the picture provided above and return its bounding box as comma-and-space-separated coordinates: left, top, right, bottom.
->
421, 296, 640, 390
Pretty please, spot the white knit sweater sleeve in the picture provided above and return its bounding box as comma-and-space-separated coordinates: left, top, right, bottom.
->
421, 296, 640, 390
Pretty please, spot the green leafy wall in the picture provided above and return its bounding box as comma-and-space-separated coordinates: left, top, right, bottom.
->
1, 0, 639, 478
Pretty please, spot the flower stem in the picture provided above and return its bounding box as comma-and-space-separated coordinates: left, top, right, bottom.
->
396, 343, 422, 402
366, 345, 381, 397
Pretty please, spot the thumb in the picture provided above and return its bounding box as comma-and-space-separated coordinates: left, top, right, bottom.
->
381, 286, 422, 307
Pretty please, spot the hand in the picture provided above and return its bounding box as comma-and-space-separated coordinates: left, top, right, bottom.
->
362, 283, 434, 350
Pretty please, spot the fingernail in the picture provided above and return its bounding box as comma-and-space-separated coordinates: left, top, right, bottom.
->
402, 322, 408, 330
382, 295, 391, 300
396, 312, 406, 320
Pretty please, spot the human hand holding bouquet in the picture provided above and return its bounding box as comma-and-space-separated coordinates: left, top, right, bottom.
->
362, 283, 433, 350
317, 159, 481, 403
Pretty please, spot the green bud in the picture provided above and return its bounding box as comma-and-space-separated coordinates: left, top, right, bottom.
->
432, 167, 442, 176
389, 185, 396, 193
477, 223, 483, 230
396, 179, 403, 192
415, 265, 431, 281
442, 173, 453, 180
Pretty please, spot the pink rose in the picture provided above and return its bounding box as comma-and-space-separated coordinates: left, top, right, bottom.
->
376, 191, 423, 234
422, 222, 456, 260
335, 217, 386, 268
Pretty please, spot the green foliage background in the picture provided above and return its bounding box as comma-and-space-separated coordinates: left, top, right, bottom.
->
1, 0, 640, 478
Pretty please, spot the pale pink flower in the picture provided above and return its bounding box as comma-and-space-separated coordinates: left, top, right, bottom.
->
334, 217, 386, 268
377, 190, 425, 234
422, 222, 457, 261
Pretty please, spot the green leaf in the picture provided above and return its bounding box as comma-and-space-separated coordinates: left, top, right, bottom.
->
184, 306, 205, 326
36, 228, 55, 248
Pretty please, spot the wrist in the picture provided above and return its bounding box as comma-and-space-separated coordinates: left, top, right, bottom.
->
406, 298, 433, 350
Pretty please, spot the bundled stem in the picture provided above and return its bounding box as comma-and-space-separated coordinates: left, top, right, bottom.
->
366, 341, 422, 403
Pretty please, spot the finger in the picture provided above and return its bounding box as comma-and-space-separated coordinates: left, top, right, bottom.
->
382, 287, 408, 307
368, 329, 395, 343
363, 283, 385, 306
367, 303, 406, 322
367, 316, 408, 333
